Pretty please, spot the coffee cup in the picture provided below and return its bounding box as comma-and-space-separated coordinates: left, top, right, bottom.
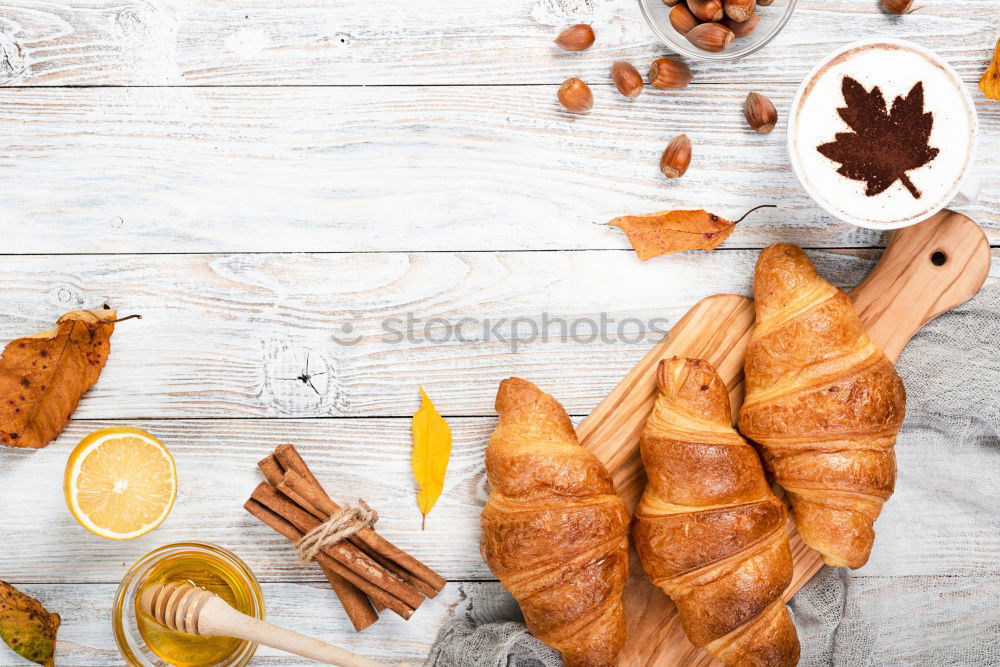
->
788, 38, 978, 230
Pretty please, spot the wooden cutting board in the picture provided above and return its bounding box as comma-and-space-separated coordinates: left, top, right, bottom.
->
576, 210, 991, 666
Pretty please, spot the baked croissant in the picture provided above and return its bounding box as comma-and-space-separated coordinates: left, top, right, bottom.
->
739, 244, 906, 569
634, 357, 799, 666
480, 377, 629, 667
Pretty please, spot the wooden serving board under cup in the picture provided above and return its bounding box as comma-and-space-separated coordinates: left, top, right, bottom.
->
576, 210, 991, 666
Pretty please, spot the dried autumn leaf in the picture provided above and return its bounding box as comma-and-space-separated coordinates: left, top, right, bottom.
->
0, 309, 133, 449
609, 205, 774, 260
412, 387, 452, 530
817, 76, 938, 199
980, 37, 1000, 101
0, 581, 60, 666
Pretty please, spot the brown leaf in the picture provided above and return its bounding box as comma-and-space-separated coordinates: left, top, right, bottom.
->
817, 76, 938, 199
0, 309, 121, 449
980, 37, 1000, 101
0, 581, 60, 666
609, 206, 774, 260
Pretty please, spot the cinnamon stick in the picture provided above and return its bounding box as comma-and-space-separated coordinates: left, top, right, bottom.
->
246, 498, 408, 619
274, 444, 447, 595
259, 453, 325, 521
244, 499, 380, 630
250, 482, 424, 613
258, 454, 378, 628
278, 469, 446, 597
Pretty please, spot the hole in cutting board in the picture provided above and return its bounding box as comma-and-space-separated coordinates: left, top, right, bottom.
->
930, 251, 948, 266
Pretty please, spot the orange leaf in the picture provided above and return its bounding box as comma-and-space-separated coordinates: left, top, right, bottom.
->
609, 205, 774, 260
0, 309, 125, 449
980, 37, 1000, 101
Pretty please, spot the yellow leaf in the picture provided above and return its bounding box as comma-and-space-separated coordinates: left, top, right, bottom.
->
412, 387, 452, 529
980, 37, 1000, 101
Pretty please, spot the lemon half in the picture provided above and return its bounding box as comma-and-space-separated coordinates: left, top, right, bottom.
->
64, 427, 177, 540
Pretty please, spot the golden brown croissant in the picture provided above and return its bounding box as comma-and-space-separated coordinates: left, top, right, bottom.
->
739, 244, 906, 569
480, 377, 629, 667
634, 357, 799, 667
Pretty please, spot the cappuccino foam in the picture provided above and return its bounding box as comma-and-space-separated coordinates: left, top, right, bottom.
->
790, 42, 974, 226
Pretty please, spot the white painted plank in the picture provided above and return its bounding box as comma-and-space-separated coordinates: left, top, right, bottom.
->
0, 85, 998, 254
5, 581, 519, 665
0, 0, 996, 86
2, 248, 972, 420
0, 416, 995, 584
0, 418, 494, 582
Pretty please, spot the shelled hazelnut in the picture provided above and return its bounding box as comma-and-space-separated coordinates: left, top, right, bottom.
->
558, 77, 594, 113
881, 0, 914, 13
687, 0, 724, 22
687, 23, 734, 52
554, 24, 596, 51
660, 134, 692, 179
648, 58, 693, 90
611, 62, 644, 98
669, 4, 700, 35
744, 91, 777, 133
722, 13, 760, 38
666, 0, 776, 53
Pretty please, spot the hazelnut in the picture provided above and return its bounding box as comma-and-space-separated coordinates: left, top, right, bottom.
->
558, 77, 593, 113
724, 0, 755, 22
687, 23, 735, 52
744, 91, 778, 133
687, 0, 724, 22
669, 4, 700, 35
661, 0, 682, 5
722, 13, 760, 38
611, 62, 644, 98
881, 0, 914, 13
660, 134, 692, 179
554, 24, 595, 51
756, 0, 774, 5
648, 58, 693, 90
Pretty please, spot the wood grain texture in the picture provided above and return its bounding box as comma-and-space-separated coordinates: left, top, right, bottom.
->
579, 211, 992, 665
4, 581, 520, 666
0, 0, 996, 86
0, 85, 998, 254
0, 412, 994, 587
5, 249, 993, 420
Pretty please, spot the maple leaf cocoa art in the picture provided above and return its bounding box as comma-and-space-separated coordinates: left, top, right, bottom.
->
0, 308, 137, 449
817, 76, 939, 199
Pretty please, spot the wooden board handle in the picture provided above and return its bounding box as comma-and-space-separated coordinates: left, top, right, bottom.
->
850, 209, 991, 362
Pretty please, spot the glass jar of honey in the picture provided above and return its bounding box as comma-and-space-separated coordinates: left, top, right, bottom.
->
113, 542, 265, 667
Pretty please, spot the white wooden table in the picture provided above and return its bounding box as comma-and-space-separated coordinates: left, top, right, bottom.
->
0, 1, 997, 664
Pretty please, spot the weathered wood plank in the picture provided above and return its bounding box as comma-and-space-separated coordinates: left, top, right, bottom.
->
0, 418, 494, 582
1, 85, 998, 254
2, 248, 975, 420
6, 581, 519, 665
0, 415, 995, 583
0, 0, 995, 86
1, 249, 997, 419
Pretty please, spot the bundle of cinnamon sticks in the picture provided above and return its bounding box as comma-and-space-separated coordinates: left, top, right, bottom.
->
244, 444, 446, 631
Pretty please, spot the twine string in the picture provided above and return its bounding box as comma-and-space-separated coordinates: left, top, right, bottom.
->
294, 499, 378, 564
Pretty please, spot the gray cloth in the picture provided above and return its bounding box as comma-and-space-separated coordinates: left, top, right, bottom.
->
790, 282, 1000, 665
428, 284, 1000, 666
427, 619, 561, 667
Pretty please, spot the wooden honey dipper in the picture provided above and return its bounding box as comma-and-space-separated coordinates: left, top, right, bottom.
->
139, 582, 411, 667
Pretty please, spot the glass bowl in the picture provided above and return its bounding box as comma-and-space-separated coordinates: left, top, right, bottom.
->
637, 0, 797, 61
113, 542, 265, 667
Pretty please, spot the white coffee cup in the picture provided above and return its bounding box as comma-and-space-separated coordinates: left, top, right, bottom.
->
788, 38, 979, 230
